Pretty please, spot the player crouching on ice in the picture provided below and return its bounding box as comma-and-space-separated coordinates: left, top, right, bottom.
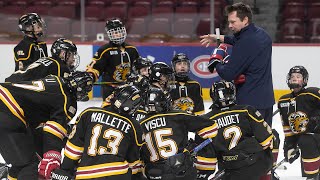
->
278, 66, 320, 180
202, 81, 274, 180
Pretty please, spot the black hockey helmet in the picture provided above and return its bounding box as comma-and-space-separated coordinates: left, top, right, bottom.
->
210, 81, 236, 108
51, 38, 80, 71
132, 56, 153, 75
111, 85, 143, 115
171, 53, 190, 79
145, 87, 172, 113
286, 65, 309, 89
18, 13, 45, 38
105, 18, 127, 45
66, 71, 93, 101
149, 62, 175, 91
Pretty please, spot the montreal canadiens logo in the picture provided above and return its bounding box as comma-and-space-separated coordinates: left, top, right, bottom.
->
190, 55, 219, 78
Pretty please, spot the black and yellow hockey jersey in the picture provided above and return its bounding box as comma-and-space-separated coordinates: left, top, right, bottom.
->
5, 57, 71, 83
86, 42, 139, 84
61, 105, 144, 179
0, 75, 77, 152
170, 79, 204, 115
14, 36, 48, 71
278, 87, 320, 141
203, 104, 273, 157
140, 110, 217, 164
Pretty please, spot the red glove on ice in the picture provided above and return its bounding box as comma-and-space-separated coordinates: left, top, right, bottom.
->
38, 150, 61, 179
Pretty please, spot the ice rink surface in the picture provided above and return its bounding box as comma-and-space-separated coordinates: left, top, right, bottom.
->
0, 99, 309, 179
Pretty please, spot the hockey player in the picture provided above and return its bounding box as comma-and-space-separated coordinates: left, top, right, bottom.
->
149, 62, 175, 92
170, 53, 204, 115
203, 81, 273, 180
86, 18, 140, 101
126, 56, 152, 122
126, 56, 152, 93
51, 85, 144, 180
140, 87, 218, 180
14, 13, 48, 71
0, 71, 93, 180
6, 38, 79, 82
278, 66, 320, 180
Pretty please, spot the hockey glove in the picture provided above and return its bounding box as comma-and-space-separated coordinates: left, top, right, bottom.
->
38, 150, 62, 179
234, 74, 246, 85
51, 169, 73, 180
283, 143, 300, 164
207, 44, 228, 73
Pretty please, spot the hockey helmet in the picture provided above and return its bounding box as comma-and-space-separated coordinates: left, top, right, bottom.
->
132, 56, 153, 76
51, 38, 80, 71
145, 152, 197, 180
18, 13, 45, 38
286, 65, 309, 89
105, 18, 127, 45
111, 85, 143, 115
210, 81, 236, 108
67, 71, 93, 101
145, 87, 172, 113
171, 53, 190, 79
149, 62, 175, 91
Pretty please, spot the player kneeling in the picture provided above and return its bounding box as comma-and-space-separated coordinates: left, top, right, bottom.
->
51, 85, 144, 180
202, 81, 274, 180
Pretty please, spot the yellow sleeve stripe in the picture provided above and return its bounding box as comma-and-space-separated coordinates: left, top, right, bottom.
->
260, 135, 273, 147
43, 121, 67, 140
92, 47, 114, 60
64, 141, 83, 160
198, 123, 218, 139
14, 44, 33, 61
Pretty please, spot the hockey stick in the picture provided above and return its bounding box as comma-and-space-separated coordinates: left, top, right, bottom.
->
271, 148, 299, 171
208, 169, 225, 180
190, 138, 213, 156
273, 109, 280, 117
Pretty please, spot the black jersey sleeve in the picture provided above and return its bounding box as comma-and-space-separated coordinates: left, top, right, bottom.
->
86, 46, 110, 81
192, 81, 205, 115
61, 109, 88, 172
247, 106, 273, 149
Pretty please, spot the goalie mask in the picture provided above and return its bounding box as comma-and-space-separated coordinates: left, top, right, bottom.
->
286, 65, 308, 90
111, 85, 143, 115
66, 71, 93, 101
132, 56, 152, 77
149, 62, 175, 91
171, 53, 190, 80
210, 81, 236, 108
105, 18, 127, 45
51, 38, 80, 71
288, 111, 309, 134
18, 13, 45, 39
145, 87, 172, 113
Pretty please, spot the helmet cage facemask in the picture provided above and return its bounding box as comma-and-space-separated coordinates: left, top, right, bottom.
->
106, 26, 127, 45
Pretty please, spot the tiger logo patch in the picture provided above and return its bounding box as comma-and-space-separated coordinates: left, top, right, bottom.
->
173, 97, 194, 113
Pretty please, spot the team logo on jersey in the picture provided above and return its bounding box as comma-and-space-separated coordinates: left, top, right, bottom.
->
173, 97, 194, 113
288, 111, 309, 134
190, 55, 219, 78
17, 50, 24, 56
113, 62, 130, 82
110, 50, 118, 55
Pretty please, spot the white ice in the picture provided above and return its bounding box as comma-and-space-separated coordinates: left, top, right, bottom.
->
0, 99, 309, 179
